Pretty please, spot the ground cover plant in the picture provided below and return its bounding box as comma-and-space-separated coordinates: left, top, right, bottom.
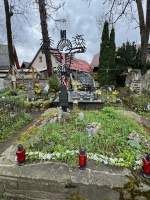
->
0, 113, 32, 146
24, 107, 150, 170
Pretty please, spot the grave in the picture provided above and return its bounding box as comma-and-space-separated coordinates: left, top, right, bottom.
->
78, 71, 95, 87
54, 89, 104, 110
59, 85, 68, 111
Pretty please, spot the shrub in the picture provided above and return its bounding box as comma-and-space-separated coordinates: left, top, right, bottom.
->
48, 75, 61, 93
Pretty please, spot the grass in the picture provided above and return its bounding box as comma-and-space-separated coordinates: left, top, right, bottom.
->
0, 113, 32, 145
23, 107, 150, 170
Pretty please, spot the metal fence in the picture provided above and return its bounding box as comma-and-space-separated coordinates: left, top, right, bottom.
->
0, 97, 24, 129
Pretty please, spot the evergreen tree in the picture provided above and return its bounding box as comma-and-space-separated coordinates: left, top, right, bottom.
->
115, 41, 144, 86
98, 21, 109, 87
108, 27, 116, 85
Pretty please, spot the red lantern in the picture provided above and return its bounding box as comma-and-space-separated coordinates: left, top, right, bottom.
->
16, 144, 26, 166
79, 148, 87, 170
141, 154, 150, 178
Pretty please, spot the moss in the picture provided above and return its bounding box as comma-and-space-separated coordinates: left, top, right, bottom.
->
65, 192, 87, 200
65, 183, 77, 188
114, 174, 150, 199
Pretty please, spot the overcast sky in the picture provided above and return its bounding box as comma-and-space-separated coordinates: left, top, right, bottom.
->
11, 0, 142, 65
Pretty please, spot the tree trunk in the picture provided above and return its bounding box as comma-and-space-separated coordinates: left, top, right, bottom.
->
4, 0, 16, 90
38, 0, 53, 77
136, 0, 150, 73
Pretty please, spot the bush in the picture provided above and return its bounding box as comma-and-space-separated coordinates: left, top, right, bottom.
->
48, 75, 61, 93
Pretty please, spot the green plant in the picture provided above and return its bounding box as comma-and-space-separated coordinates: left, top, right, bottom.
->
24, 101, 32, 110
66, 192, 87, 200
48, 75, 61, 93
0, 113, 32, 145
24, 107, 149, 170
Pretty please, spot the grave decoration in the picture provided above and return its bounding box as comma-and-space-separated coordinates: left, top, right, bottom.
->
73, 100, 78, 110
59, 85, 68, 112
79, 148, 87, 170
86, 123, 93, 140
147, 103, 150, 110
57, 106, 63, 120
16, 144, 26, 166
141, 154, 150, 179
41, 30, 86, 87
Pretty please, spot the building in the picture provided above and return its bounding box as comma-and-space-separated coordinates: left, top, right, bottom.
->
0, 44, 20, 78
90, 44, 150, 72
21, 46, 92, 79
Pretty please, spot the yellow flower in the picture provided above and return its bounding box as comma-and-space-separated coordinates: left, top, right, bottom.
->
112, 90, 119, 95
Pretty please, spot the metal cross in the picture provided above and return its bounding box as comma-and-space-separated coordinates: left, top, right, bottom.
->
99, 67, 116, 93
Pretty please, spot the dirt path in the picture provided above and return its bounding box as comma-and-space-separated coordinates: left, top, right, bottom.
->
0, 112, 42, 154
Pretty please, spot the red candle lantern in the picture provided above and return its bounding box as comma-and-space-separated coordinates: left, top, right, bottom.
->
142, 154, 150, 178
79, 148, 87, 170
16, 144, 26, 166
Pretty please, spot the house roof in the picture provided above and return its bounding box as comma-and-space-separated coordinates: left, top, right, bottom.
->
0, 45, 10, 70
0, 44, 20, 70
58, 52, 92, 72
21, 61, 30, 69
70, 58, 92, 72
90, 44, 150, 69
28, 45, 92, 73
90, 53, 99, 69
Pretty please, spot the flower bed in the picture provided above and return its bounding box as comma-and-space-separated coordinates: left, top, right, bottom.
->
16, 107, 150, 170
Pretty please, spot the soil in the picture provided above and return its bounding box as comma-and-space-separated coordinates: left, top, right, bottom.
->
0, 112, 42, 154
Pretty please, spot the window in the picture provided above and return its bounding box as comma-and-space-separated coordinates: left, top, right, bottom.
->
39, 56, 42, 62
147, 48, 150, 55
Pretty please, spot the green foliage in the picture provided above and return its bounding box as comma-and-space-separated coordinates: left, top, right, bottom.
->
0, 113, 32, 145
24, 101, 32, 109
116, 41, 144, 86
98, 22, 116, 87
25, 107, 149, 169
48, 75, 61, 93
108, 27, 116, 85
66, 192, 87, 200
98, 21, 110, 86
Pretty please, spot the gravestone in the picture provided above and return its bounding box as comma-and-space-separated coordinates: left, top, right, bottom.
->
28, 90, 36, 101
59, 85, 68, 112
0, 79, 4, 91
78, 71, 95, 87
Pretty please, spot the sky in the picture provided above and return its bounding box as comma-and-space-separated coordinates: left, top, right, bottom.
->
5, 0, 142, 66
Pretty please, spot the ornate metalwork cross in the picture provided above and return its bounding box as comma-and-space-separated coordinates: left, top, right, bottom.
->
41, 30, 86, 81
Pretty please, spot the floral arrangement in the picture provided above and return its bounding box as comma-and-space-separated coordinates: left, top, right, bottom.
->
35, 88, 42, 95
25, 149, 142, 170
127, 131, 150, 150
112, 90, 119, 95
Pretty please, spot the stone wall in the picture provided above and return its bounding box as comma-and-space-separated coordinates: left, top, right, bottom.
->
142, 69, 150, 91
0, 160, 130, 200
3, 78, 48, 89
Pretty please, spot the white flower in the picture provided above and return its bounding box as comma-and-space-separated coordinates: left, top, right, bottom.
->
39, 152, 43, 158
109, 158, 114, 163
135, 160, 142, 165
46, 154, 51, 160
29, 152, 33, 156
118, 158, 124, 162
42, 155, 47, 160
114, 158, 118, 162
104, 156, 108, 160
34, 152, 39, 155
56, 152, 61, 158
100, 155, 105, 159
93, 155, 98, 161
104, 160, 108, 164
